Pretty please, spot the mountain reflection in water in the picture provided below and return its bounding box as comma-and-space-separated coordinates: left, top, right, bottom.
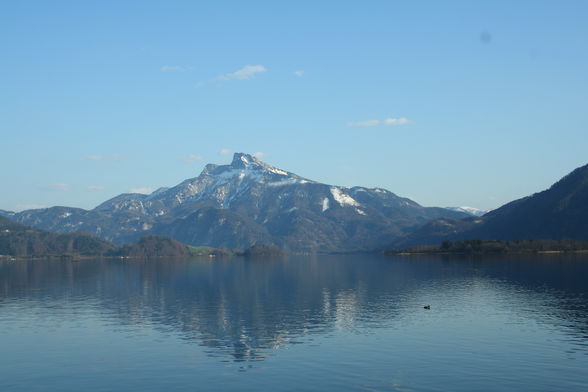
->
1, 254, 587, 364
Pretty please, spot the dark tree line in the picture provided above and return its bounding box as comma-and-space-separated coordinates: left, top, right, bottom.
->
394, 239, 588, 255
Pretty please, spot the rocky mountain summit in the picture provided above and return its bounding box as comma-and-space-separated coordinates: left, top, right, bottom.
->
2, 153, 467, 252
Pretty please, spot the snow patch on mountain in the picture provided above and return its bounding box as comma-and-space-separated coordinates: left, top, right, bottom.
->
267, 178, 309, 187
268, 167, 288, 176
322, 198, 330, 212
330, 187, 360, 207
214, 167, 264, 184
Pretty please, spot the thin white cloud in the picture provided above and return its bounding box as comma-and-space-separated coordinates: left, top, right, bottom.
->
82, 154, 128, 162
43, 183, 70, 192
253, 152, 265, 159
35, 183, 70, 192
218, 65, 267, 81
87, 186, 105, 191
219, 148, 232, 156
347, 117, 410, 128
384, 117, 409, 126
55, 183, 69, 191
347, 120, 380, 127
161, 65, 192, 72
293, 70, 305, 77
82, 155, 105, 161
129, 187, 153, 195
111, 154, 128, 161
182, 154, 203, 163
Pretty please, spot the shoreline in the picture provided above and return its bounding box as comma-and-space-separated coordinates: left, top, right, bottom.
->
387, 249, 588, 256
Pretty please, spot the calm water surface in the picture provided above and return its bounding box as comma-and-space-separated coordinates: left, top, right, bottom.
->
0, 254, 587, 391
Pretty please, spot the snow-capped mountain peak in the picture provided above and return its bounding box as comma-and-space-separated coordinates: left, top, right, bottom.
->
229, 153, 293, 176
201, 153, 312, 185
146, 153, 313, 208
445, 206, 488, 217
231, 152, 261, 169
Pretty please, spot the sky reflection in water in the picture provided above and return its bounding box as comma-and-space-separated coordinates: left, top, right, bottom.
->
0, 254, 587, 391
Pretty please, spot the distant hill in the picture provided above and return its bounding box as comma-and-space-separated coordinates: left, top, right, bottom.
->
114, 235, 191, 258
0, 216, 198, 258
395, 163, 588, 247
7, 153, 468, 253
0, 216, 115, 258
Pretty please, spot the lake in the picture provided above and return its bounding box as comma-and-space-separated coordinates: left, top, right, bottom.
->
0, 254, 587, 391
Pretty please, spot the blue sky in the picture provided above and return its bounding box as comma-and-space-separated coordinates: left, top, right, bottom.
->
1, 1, 587, 212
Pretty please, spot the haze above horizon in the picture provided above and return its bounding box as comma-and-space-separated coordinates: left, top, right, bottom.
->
1, 1, 587, 212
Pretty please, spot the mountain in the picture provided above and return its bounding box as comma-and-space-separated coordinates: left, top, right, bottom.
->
7, 153, 468, 252
396, 163, 588, 247
445, 206, 488, 217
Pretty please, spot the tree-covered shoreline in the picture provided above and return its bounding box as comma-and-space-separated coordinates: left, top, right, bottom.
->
386, 239, 588, 256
